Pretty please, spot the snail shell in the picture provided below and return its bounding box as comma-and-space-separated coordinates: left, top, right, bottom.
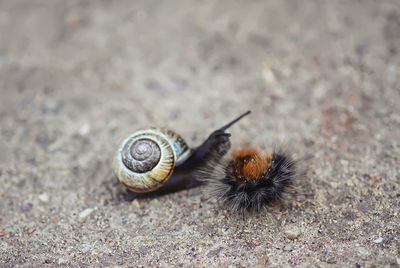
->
113, 128, 192, 193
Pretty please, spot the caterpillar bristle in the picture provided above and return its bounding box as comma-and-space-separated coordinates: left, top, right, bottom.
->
198, 147, 297, 216
229, 148, 273, 182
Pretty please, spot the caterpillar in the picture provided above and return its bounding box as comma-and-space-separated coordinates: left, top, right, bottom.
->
198, 147, 297, 215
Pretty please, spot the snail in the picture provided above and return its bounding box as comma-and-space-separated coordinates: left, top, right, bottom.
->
113, 111, 251, 194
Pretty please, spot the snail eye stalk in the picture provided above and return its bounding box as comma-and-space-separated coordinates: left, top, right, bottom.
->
179, 110, 251, 168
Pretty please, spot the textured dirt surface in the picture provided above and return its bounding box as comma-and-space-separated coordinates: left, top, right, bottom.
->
1, 0, 399, 267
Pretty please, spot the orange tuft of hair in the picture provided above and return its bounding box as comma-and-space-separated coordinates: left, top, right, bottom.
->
230, 149, 272, 181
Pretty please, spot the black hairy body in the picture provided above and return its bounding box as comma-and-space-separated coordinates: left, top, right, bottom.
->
199, 148, 297, 214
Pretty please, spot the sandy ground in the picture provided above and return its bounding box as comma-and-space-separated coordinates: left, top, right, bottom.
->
0, 0, 399, 267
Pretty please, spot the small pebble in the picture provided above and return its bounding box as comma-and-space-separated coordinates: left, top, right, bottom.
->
0, 231, 10, 237
38, 193, 49, 203
43, 100, 63, 113
132, 199, 141, 209
79, 208, 95, 219
358, 247, 368, 255
329, 182, 339, 189
20, 202, 33, 213
373, 237, 383, 243
283, 245, 293, 251
78, 123, 90, 136
284, 227, 301, 239
58, 257, 68, 265
27, 227, 36, 235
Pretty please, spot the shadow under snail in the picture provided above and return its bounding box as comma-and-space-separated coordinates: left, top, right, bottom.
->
113, 111, 251, 194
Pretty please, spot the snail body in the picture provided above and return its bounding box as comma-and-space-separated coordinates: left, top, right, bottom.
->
113, 128, 192, 193
113, 111, 251, 193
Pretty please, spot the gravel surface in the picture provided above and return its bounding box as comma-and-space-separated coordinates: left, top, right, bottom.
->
0, 0, 399, 267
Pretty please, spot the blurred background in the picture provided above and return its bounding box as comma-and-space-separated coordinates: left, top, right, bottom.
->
0, 0, 399, 266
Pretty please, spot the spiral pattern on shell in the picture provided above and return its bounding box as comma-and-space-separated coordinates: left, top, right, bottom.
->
121, 138, 161, 173
113, 128, 192, 193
